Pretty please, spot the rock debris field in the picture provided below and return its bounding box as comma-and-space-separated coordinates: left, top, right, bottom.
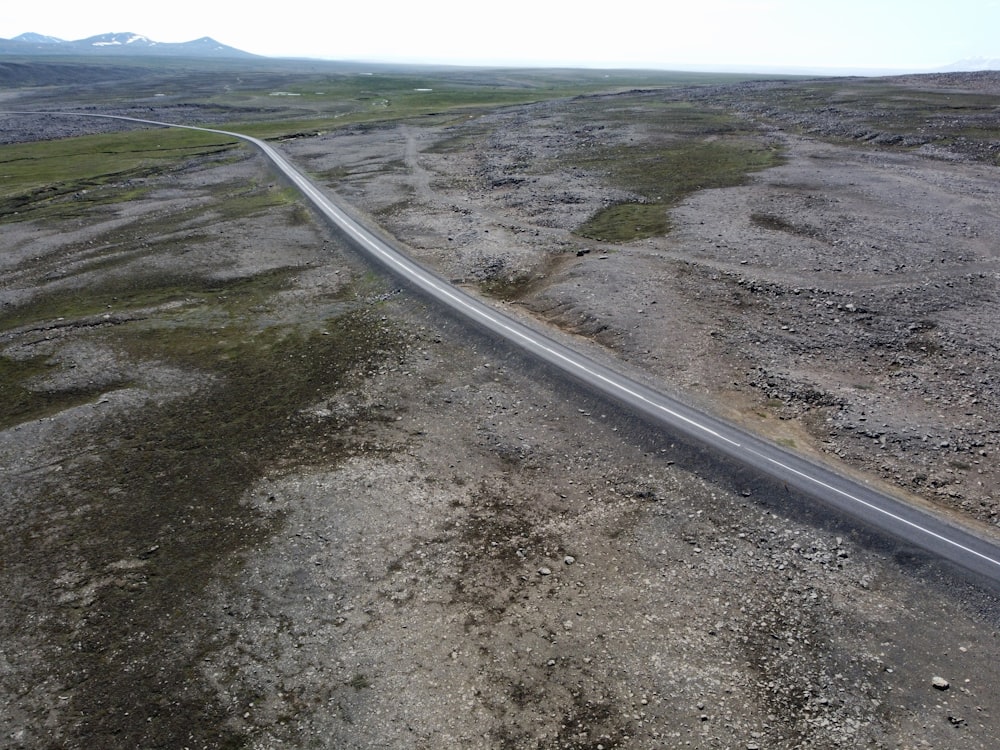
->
2, 72, 1000, 748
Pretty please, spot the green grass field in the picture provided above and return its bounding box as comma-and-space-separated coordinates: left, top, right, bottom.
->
1, 63, 785, 224
0, 127, 242, 221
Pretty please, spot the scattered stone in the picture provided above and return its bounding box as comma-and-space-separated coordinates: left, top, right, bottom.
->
7, 74, 1000, 750
932, 676, 950, 690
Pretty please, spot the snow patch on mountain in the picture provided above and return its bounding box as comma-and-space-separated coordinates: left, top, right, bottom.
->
0, 31, 256, 58
12, 32, 64, 44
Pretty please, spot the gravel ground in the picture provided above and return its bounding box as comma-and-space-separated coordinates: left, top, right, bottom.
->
2, 74, 1000, 748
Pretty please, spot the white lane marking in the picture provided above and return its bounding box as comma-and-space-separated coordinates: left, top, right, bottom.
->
16, 111, 1000, 573
25, 113, 730, 444
745, 447, 1000, 568
256, 138, 743, 448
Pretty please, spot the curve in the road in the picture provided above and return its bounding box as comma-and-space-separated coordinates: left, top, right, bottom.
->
9, 110, 1000, 585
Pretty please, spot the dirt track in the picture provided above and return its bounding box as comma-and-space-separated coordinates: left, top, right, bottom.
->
2, 74, 1000, 748
285, 86, 1000, 528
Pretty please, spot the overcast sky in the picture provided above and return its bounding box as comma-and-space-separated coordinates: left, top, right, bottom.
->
4, 0, 998, 72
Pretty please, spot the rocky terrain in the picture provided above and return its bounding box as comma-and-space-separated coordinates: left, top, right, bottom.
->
1, 71, 1000, 748
285, 77, 1000, 530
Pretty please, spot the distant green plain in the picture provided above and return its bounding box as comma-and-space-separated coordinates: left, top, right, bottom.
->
0, 64, 789, 230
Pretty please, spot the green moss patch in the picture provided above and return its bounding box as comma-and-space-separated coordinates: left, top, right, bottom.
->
575, 138, 783, 243
4, 306, 404, 747
0, 355, 121, 429
0, 267, 301, 333
575, 203, 671, 244
0, 127, 241, 223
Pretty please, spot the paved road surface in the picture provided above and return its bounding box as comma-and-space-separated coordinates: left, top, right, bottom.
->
11, 111, 1000, 586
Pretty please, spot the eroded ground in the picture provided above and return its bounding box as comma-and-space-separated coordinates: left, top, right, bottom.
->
2, 72, 1000, 749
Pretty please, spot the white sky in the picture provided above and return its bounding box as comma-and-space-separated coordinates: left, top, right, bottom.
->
3, 0, 999, 72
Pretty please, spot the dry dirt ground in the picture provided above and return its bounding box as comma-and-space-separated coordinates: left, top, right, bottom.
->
2, 75, 1000, 749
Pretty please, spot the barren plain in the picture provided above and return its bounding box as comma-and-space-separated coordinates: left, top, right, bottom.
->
2, 66, 1000, 749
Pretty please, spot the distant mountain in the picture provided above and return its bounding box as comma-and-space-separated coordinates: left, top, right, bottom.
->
0, 31, 257, 58
80, 32, 161, 49
12, 32, 65, 44
942, 58, 1000, 72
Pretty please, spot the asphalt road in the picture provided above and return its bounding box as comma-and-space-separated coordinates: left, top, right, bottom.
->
13, 111, 1000, 586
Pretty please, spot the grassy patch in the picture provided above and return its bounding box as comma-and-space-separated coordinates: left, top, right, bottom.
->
575, 138, 782, 242
581, 139, 783, 202
0, 267, 301, 333
0, 128, 242, 224
0, 127, 238, 197
576, 203, 670, 243
1, 180, 156, 224
112, 310, 401, 477
213, 183, 299, 219
0, 355, 120, 429
0, 266, 311, 431
479, 270, 544, 302
9, 302, 404, 747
